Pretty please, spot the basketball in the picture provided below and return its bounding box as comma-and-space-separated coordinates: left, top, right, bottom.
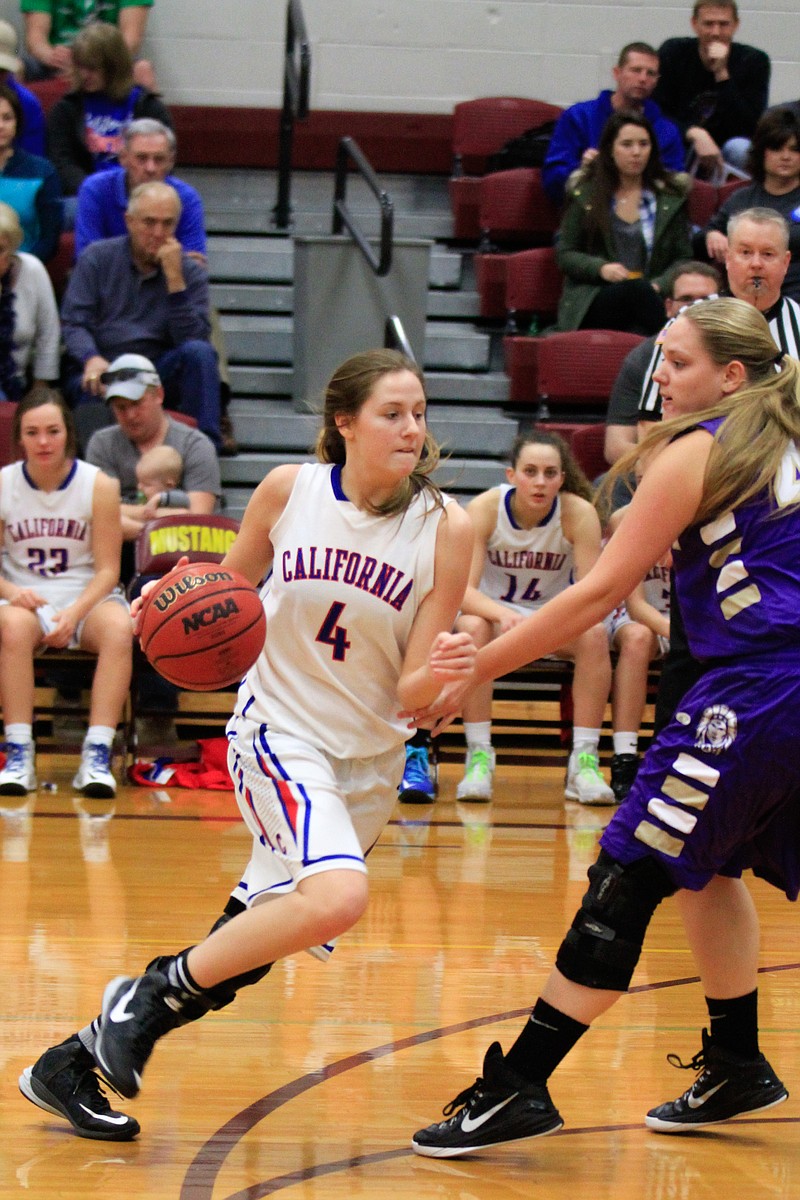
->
140, 562, 266, 690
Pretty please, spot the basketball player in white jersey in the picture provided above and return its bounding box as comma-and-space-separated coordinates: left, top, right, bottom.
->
0, 387, 131, 800
20, 350, 476, 1141
454, 430, 615, 805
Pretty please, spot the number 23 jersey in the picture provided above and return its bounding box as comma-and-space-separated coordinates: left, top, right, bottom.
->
234, 462, 451, 760
0, 459, 99, 605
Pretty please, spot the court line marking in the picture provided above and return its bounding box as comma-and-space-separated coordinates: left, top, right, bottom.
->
180, 962, 800, 1199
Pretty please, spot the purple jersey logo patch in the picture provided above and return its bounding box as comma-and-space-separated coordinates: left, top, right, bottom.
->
694, 703, 738, 755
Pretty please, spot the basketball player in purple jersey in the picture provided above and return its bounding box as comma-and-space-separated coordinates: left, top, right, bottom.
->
412, 297, 799, 1156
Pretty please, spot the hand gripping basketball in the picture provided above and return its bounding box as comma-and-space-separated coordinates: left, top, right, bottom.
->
139, 562, 266, 690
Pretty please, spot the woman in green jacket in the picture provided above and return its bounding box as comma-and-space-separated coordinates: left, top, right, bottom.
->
556, 110, 692, 334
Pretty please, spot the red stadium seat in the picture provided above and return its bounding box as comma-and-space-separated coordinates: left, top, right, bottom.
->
449, 97, 562, 241
503, 334, 543, 406
504, 329, 643, 416
452, 97, 563, 175
505, 247, 564, 330
45, 231, 75, 301
535, 330, 644, 417
716, 178, 750, 207
568, 422, 608, 482
27, 76, 70, 114
478, 168, 560, 248
0, 401, 18, 466
474, 251, 512, 320
687, 178, 719, 228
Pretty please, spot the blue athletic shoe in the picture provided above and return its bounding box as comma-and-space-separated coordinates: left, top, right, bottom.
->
398, 743, 437, 804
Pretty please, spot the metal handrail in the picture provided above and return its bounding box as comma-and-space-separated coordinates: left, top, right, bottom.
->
332, 137, 394, 277
384, 315, 416, 361
273, 0, 311, 230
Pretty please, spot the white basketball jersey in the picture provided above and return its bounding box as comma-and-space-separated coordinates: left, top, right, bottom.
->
478, 486, 574, 612
642, 560, 671, 617
0, 459, 99, 605
233, 462, 450, 760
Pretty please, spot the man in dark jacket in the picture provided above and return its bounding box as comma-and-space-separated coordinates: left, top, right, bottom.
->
653, 2, 770, 179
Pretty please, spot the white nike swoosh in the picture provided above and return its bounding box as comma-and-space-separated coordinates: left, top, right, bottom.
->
79, 1105, 130, 1125
461, 1093, 518, 1133
687, 1079, 727, 1109
109, 979, 141, 1024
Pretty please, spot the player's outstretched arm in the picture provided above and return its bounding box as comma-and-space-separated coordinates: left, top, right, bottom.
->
396, 501, 475, 712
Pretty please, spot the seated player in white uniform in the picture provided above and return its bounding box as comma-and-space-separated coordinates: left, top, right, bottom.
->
454, 430, 615, 805
603, 497, 672, 801
0, 386, 131, 798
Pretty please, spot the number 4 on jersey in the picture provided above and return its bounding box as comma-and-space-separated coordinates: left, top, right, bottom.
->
316, 601, 351, 661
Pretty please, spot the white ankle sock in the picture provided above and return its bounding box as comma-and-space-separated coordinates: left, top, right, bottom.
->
5, 723, 32, 746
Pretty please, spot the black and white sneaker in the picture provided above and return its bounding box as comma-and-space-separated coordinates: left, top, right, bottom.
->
411, 1042, 563, 1157
645, 1028, 788, 1133
610, 752, 639, 803
95, 967, 198, 1099
19, 1034, 140, 1141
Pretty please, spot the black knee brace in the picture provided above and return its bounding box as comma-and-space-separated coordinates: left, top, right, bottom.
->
556, 850, 676, 992
143, 899, 273, 1020
200, 902, 273, 1008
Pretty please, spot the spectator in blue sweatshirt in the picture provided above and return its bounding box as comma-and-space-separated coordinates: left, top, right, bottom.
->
543, 43, 685, 207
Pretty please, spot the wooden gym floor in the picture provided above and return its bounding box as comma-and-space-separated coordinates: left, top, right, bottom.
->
1, 754, 799, 1200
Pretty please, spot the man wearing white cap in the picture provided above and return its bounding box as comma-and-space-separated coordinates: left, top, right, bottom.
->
0, 20, 45, 156
85, 352, 220, 546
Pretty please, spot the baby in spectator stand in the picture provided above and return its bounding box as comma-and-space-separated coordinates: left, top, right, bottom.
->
134, 444, 187, 518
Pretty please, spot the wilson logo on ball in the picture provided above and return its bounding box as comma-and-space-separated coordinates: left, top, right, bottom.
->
141, 561, 266, 690
152, 570, 234, 613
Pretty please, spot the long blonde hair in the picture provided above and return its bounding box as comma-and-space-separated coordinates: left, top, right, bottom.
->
314, 349, 442, 517
612, 297, 800, 524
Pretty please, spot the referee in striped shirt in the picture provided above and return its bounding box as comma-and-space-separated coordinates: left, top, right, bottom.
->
639, 207, 800, 432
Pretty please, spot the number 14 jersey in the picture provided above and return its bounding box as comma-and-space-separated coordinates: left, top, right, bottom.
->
479, 485, 574, 614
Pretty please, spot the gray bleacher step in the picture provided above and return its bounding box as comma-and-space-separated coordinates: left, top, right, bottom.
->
221, 455, 508, 521
211, 279, 476, 319
424, 322, 491, 371
227, 399, 518, 455
204, 209, 452, 240
229, 365, 293, 396
425, 369, 509, 403
208, 236, 462, 290
427, 289, 479, 319
210, 282, 293, 313
220, 316, 491, 372
220, 315, 293, 364
426, 406, 518, 455
208, 236, 294, 283
226, 366, 510, 403
228, 401, 319, 450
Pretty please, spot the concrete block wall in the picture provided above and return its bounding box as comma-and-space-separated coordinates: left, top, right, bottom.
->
1, 1, 796, 113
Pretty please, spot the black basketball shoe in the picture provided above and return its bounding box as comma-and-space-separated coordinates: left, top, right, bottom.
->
610, 752, 639, 803
411, 1042, 563, 1157
19, 1034, 140, 1141
95, 967, 202, 1098
645, 1028, 788, 1133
